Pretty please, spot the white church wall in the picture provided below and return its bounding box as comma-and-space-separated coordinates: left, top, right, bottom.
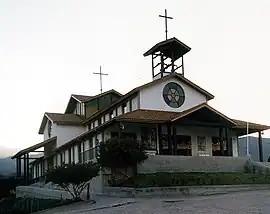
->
57, 153, 61, 166
54, 125, 86, 148
117, 106, 122, 116
139, 77, 207, 112
33, 165, 36, 179
64, 150, 69, 164
232, 136, 238, 157
126, 100, 131, 112
105, 113, 110, 122
74, 145, 79, 164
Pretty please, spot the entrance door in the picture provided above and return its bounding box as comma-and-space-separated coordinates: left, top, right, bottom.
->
174, 135, 192, 156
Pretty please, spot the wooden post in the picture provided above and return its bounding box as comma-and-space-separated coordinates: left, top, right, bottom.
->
23, 155, 27, 185
16, 158, 19, 177
219, 127, 224, 156
18, 157, 21, 177
172, 126, 176, 155
258, 131, 263, 162
225, 128, 229, 156
26, 154, 30, 185
167, 123, 172, 155
78, 144, 82, 163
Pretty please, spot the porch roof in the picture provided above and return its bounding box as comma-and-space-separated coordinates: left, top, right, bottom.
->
232, 119, 270, 136
115, 103, 270, 134
11, 137, 56, 159
29, 156, 44, 166
116, 103, 237, 126
115, 109, 178, 123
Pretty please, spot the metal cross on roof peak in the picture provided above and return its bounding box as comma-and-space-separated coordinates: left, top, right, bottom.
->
159, 9, 173, 40
93, 66, 108, 94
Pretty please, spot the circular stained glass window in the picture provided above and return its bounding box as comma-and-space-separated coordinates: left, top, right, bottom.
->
163, 82, 185, 108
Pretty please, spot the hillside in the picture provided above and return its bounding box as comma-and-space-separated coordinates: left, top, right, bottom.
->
0, 158, 16, 176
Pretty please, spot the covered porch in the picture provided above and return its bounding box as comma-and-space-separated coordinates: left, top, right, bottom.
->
11, 137, 57, 185
112, 103, 270, 159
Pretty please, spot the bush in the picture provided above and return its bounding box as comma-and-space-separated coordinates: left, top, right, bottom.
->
46, 162, 100, 200
97, 137, 148, 184
98, 137, 148, 170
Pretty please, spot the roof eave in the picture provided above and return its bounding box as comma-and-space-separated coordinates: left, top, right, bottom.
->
38, 115, 48, 135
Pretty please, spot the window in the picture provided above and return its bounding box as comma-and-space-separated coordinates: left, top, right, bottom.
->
122, 132, 137, 140
111, 132, 119, 138
163, 82, 185, 108
197, 136, 206, 152
212, 137, 220, 151
47, 120, 52, 138
174, 135, 191, 156
141, 127, 157, 150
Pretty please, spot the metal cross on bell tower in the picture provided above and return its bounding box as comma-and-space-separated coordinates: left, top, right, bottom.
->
159, 9, 173, 40
93, 66, 108, 94
143, 9, 191, 79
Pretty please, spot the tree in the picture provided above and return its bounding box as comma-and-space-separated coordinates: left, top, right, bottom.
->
0, 175, 18, 199
97, 137, 148, 185
46, 162, 100, 200
268, 156, 270, 162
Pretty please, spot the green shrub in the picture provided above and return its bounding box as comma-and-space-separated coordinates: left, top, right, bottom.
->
46, 162, 100, 200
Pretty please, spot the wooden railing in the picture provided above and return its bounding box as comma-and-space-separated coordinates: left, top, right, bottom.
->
80, 146, 100, 162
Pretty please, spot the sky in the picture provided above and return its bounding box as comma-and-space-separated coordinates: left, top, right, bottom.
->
1, 0, 270, 156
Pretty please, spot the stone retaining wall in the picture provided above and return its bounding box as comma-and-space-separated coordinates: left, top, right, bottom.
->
138, 155, 249, 173
101, 184, 270, 198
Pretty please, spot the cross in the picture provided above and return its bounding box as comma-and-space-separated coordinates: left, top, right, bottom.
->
159, 9, 173, 40
93, 66, 108, 94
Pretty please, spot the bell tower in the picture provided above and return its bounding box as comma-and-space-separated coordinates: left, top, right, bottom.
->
143, 9, 191, 80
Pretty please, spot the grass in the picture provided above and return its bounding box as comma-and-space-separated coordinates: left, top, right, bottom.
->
116, 172, 270, 188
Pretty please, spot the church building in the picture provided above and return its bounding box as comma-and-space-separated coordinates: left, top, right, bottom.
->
12, 18, 270, 188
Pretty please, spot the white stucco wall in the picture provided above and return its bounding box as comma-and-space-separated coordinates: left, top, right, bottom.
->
74, 145, 79, 164
54, 125, 86, 148
117, 106, 122, 116
139, 77, 208, 112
